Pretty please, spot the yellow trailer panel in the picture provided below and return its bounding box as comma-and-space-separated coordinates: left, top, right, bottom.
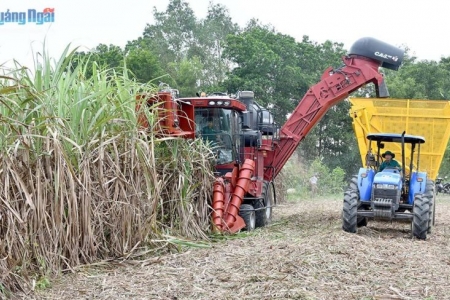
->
350, 98, 450, 180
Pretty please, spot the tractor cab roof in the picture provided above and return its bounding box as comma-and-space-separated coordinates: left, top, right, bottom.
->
366, 133, 426, 144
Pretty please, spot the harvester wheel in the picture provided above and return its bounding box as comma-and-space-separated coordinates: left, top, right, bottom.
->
239, 204, 256, 231
425, 180, 436, 233
342, 190, 358, 233
255, 181, 274, 228
412, 194, 430, 240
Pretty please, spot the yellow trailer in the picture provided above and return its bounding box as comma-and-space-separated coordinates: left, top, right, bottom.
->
350, 98, 450, 180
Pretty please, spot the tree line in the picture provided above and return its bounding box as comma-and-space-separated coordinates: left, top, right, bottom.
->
73, 0, 450, 179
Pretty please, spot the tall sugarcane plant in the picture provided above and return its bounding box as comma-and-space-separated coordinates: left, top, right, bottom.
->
0, 46, 214, 295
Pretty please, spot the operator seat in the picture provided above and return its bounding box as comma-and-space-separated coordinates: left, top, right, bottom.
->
365, 152, 378, 168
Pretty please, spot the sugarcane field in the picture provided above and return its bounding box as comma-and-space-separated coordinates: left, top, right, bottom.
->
23, 192, 449, 300
3, 1, 450, 300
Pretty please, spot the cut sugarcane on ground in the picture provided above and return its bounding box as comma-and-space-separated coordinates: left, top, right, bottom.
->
30, 195, 450, 300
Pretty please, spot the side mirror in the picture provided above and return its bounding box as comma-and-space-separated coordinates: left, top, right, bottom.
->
379, 143, 385, 149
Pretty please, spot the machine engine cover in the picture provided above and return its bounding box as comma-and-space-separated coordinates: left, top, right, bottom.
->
373, 170, 402, 187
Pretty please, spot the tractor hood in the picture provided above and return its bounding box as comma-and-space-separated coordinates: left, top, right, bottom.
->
373, 171, 402, 186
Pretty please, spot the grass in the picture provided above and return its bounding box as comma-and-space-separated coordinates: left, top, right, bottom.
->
0, 46, 215, 296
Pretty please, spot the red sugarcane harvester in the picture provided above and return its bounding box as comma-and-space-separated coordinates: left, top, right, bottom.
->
137, 37, 404, 233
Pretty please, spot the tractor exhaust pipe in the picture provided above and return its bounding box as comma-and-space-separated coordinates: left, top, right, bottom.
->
401, 131, 407, 196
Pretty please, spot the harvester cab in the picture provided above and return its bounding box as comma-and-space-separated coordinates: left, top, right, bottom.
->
189, 90, 279, 167
343, 132, 435, 240
186, 90, 280, 233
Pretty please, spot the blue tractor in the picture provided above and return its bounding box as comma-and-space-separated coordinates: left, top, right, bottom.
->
342, 132, 435, 240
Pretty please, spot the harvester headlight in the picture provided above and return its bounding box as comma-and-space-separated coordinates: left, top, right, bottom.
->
217, 101, 223, 105
208, 101, 216, 105
376, 184, 396, 189
223, 101, 230, 106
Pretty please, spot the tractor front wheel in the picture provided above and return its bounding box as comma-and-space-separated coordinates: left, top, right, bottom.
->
342, 190, 358, 233
239, 204, 256, 231
412, 194, 430, 240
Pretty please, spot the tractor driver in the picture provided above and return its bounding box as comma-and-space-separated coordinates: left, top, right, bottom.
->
379, 150, 402, 172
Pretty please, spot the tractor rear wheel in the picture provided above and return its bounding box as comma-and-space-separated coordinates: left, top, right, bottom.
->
412, 194, 430, 240
425, 180, 436, 233
429, 198, 436, 233
255, 181, 274, 228
342, 190, 358, 233
239, 204, 256, 231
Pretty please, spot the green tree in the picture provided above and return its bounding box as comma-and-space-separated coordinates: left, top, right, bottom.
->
72, 44, 124, 78
297, 100, 361, 178
195, 2, 239, 87
168, 57, 204, 97
222, 24, 305, 122
388, 60, 447, 99
126, 0, 239, 93
222, 24, 346, 122
142, 0, 197, 62
91, 44, 124, 69
126, 48, 165, 83
72, 44, 165, 84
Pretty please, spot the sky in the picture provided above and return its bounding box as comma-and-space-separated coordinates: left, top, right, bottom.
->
1, 0, 449, 70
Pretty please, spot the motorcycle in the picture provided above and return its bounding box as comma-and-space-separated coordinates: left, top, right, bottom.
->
436, 178, 444, 195
436, 177, 450, 195
443, 182, 450, 194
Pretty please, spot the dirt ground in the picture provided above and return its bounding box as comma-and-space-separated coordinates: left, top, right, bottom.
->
18, 195, 450, 300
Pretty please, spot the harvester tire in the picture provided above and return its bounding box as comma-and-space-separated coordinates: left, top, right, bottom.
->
412, 194, 430, 240
239, 204, 256, 231
255, 181, 274, 228
342, 190, 358, 233
425, 180, 436, 233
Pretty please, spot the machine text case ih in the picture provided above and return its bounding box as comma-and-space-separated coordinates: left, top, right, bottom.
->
137, 37, 405, 233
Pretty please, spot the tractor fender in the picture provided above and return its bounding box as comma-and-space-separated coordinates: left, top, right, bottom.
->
358, 168, 375, 201
409, 172, 427, 204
